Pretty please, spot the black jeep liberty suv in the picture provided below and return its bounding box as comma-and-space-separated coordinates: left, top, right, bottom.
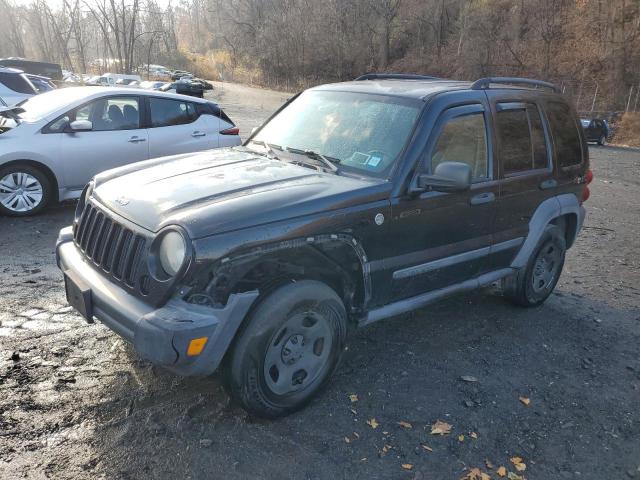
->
57, 74, 592, 418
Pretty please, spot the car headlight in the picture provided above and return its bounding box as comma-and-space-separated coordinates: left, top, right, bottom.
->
158, 231, 187, 276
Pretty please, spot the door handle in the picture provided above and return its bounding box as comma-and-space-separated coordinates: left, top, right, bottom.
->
191, 131, 206, 137
539, 179, 558, 190
470, 192, 496, 205
128, 136, 146, 143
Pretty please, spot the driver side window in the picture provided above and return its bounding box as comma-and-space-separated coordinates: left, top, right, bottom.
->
430, 112, 488, 181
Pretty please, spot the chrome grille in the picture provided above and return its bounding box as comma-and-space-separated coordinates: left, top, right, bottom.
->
73, 202, 146, 288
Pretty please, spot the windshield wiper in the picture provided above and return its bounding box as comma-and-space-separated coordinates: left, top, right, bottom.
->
249, 139, 283, 161
285, 147, 340, 173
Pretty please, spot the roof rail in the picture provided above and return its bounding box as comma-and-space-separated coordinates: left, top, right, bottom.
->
471, 77, 560, 93
355, 73, 441, 81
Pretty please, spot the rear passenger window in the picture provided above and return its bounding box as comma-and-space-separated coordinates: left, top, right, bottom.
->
496, 103, 548, 175
431, 112, 488, 181
546, 102, 583, 167
149, 98, 198, 128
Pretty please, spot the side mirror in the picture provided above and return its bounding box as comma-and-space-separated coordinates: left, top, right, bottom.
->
413, 161, 472, 193
68, 120, 93, 132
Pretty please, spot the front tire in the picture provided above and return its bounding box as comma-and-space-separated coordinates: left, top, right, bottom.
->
0, 164, 51, 216
227, 280, 347, 418
506, 225, 566, 307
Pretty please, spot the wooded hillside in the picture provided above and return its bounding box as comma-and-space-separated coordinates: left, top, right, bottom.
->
1, 0, 639, 111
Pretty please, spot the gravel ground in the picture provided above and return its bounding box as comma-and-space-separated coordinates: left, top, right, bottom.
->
0, 83, 639, 480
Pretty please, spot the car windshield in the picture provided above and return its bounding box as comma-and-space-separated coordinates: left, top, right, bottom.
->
15, 88, 89, 122
251, 90, 422, 177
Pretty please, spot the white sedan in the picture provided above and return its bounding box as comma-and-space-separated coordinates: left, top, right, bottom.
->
0, 87, 241, 216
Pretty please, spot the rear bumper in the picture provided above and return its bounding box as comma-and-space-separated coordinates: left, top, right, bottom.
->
56, 227, 258, 375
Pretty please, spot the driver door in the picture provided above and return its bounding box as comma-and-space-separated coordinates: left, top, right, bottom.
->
59, 95, 148, 191
385, 99, 499, 303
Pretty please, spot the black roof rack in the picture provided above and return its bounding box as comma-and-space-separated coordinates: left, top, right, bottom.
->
470, 77, 560, 93
355, 73, 441, 81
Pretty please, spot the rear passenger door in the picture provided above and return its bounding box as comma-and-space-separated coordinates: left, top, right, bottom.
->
146, 97, 218, 158
488, 93, 554, 268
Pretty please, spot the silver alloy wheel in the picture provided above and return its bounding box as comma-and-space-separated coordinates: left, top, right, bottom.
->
263, 310, 333, 395
531, 243, 561, 293
0, 172, 44, 212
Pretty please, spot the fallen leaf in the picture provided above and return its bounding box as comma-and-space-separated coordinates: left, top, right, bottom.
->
382, 444, 392, 453
497, 466, 507, 477
458, 434, 465, 442
460, 375, 478, 382
485, 459, 493, 469
460, 467, 490, 480
353, 432, 360, 439
349, 394, 359, 403
367, 418, 379, 429
430, 420, 452, 435
519, 396, 531, 406
421, 444, 433, 452
350, 408, 357, 415
471, 431, 478, 439
507, 472, 524, 480
510, 456, 527, 472
344, 436, 351, 443
398, 421, 413, 429
401, 464, 413, 470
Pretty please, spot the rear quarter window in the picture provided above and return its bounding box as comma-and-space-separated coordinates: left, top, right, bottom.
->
545, 102, 583, 168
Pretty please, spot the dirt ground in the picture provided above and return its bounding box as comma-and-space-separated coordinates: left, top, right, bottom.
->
1, 82, 639, 480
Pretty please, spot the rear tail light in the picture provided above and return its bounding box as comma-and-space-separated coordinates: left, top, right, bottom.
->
580, 169, 593, 204
219, 126, 239, 136
584, 169, 593, 184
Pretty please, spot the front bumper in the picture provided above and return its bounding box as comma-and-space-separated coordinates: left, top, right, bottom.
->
56, 227, 258, 376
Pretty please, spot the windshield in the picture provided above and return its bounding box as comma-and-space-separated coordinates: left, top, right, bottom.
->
14, 88, 88, 122
251, 90, 422, 177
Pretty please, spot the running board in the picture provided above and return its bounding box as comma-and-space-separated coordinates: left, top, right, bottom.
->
360, 268, 515, 327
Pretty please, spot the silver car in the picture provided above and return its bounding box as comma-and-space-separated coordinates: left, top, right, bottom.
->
0, 87, 241, 216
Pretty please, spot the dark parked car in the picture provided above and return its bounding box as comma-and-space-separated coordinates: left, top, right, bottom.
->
56, 74, 591, 418
159, 80, 204, 98
170, 70, 191, 81
0, 58, 63, 81
580, 117, 609, 145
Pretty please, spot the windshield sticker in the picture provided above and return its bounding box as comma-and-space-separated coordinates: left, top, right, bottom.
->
350, 152, 370, 165
368, 155, 382, 167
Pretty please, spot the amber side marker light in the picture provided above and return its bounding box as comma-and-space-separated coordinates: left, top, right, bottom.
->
187, 337, 208, 356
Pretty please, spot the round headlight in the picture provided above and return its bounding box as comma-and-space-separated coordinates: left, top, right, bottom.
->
159, 231, 187, 276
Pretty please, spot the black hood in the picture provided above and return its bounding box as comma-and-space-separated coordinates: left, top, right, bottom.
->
93, 148, 389, 238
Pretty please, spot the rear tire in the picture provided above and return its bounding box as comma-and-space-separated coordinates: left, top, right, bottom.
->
505, 225, 566, 307
598, 134, 607, 146
227, 280, 347, 418
0, 164, 51, 216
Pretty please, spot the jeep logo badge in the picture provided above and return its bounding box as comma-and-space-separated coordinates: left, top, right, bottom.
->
115, 196, 129, 206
